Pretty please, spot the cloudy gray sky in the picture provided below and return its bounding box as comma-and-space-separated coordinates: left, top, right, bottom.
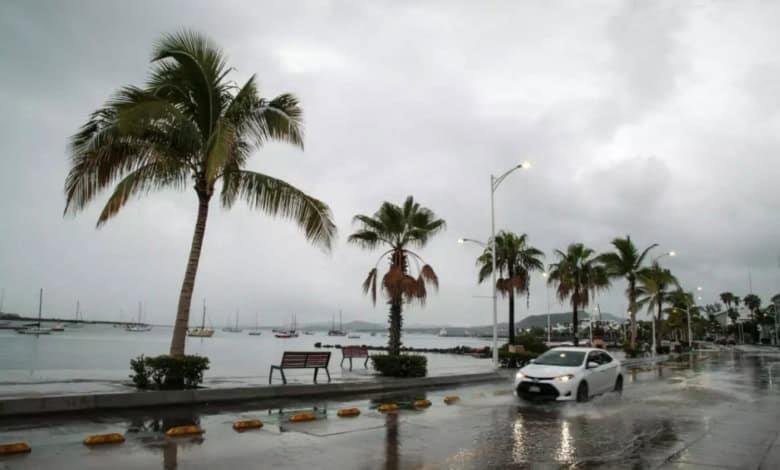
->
1, 0, 779, 327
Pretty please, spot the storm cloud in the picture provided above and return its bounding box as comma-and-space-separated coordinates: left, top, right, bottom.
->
1, 0, 779, 326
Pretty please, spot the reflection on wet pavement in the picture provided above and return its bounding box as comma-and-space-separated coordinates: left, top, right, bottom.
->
1, 349, 780, 469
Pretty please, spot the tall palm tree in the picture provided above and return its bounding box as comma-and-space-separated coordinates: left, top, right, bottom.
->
476, 231, 544, 344
720, 292, 734, 311
546, 243, 609, 346
598, 236, 657, 349
64, 31, 336, 357
637, 263, 678, 351
744, 294, 761, 320
348, 196, 445, 356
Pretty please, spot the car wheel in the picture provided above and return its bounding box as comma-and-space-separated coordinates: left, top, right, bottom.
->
576, 381, 589, 402
614, 375, 623, 393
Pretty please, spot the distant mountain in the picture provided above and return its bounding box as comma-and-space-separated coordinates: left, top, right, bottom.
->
517, 312, 623, 329
286, 311, 623, 335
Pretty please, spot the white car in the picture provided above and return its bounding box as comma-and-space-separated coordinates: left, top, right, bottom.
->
514, 347, 623, 402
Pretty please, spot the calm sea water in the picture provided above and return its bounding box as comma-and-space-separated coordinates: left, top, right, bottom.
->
0, 322, 493, 396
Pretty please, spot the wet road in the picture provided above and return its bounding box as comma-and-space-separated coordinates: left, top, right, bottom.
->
1, 348, 779, 469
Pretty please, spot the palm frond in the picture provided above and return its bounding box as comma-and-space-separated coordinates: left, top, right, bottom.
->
362, 268, 378, 305
96, 160, 189, 226
419, 264, 439, 290
219, 170, 336, 250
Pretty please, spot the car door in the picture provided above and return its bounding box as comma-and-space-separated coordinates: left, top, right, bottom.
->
596, 351, 618, 393
585, 351, 605, 393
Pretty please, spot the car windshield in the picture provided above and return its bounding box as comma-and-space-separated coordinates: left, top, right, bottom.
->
533, 350, 586, 367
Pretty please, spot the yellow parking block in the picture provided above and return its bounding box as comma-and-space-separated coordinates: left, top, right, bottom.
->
0, 442, 31, 455
443, 396, 460, 404
232, 420, 264, 432
288, 412, 316, 422
165, 425, 203, 437
414, 399, 432, 408
337, 407, 361, 417
378, 403, 399, 413
83, 433, 125, 446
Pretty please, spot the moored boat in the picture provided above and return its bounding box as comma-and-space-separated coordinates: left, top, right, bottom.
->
189, 299, 214, 337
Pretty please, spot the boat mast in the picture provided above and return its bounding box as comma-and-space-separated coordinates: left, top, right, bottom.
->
339, 310, 343, 332
76, 300, 80, 322
201, 299, 207, 329
38, 288, 43, 328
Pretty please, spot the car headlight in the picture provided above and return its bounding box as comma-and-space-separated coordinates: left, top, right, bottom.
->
515, 372, 525, 380
554, 374, 574, 383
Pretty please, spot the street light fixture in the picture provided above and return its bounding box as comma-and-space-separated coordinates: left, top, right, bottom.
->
653, 251, 676, 263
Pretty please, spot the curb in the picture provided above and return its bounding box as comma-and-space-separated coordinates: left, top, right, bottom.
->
621, 354, 670, 368
0, 372, 505, 418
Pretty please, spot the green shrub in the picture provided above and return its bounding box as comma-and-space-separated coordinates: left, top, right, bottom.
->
622, 342, 641, 358
498, 346, 538, 368
511, 331, 549, 354
129, 354, 210, 390
371, 354, 427, 378
130, 355, 151, 389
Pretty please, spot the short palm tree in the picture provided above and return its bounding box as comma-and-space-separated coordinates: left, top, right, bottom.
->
476, 231, 544, 344
349, 196, 445, 356
598, 236, 657, 349
637, 264, 678, 351
64, 31, 336, 357
546, 243, 609, 346
664, 288, 697, 342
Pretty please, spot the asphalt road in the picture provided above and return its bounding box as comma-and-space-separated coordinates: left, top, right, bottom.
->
1, 348, 779, 469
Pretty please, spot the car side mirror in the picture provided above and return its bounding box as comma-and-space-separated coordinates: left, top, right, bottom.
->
587, 361, 599, 369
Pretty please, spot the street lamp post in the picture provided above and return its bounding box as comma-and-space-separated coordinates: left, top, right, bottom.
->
489, 163, 531, 367
459, 162, 530, 369
542, 272, 551, 343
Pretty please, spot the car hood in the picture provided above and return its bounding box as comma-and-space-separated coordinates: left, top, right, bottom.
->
520, 364, 579, 378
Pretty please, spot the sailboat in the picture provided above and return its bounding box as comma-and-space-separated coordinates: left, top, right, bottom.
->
223, 310, 243, 333
69, 300, 84, 328
275, 314, 299, 338
189, 299, 215, 337
327, 310, 346, 336
126, 302, 152, 332
17, 289, 51, 335
248, 312, 262, 336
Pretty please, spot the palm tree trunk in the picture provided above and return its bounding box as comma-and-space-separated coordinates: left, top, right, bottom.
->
169, 193, 210, 357
388, 300, 403, 356
508, 265, 515, 345
656, 300, 663, 353
572, 302, 579, 346
629, 278, 638, 349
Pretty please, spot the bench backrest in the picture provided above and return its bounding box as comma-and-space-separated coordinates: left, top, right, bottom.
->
341, 346, 369, 358
280, 351, 331, 368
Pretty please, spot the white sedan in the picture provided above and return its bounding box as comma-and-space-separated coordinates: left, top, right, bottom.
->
514, 347, 623, 402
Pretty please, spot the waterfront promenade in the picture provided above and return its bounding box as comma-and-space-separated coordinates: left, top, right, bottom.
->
1, 348, 779, 469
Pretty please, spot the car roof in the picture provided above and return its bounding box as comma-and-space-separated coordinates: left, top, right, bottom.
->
547, 347, 608, 354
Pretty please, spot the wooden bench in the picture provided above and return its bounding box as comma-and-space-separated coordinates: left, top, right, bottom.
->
340, 346, 369, 371
269, 351, 331, 384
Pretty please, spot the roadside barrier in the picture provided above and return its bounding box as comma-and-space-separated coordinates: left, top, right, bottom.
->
414, 399, 432, 408
83, 433, 125, 446
444, 396, 460, 404
337, 407, 361, 417
0, 442, 31, 455
288, 412, 317, 422
165, 425, 203, 437
378, 403, 399, 413
232, 420, 263, 432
